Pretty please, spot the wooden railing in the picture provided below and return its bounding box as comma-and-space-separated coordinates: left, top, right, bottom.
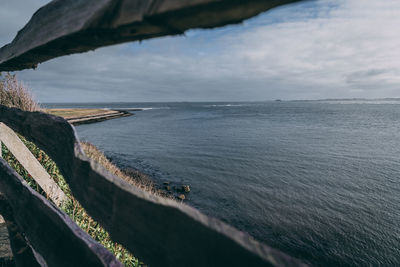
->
0, 0, 301, 71
0, 0, 307, 266
0, 122, 66, 206
0, 106, 306, 266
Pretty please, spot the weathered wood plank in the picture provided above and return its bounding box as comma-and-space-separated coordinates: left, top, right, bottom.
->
0, 105, 306, 267
0, 211, 14, 267
0, 222, 14, 267
0, 0, 302, 71
0, 159, 122, 267
0, 195, 41, 267
0, 122, 67, 206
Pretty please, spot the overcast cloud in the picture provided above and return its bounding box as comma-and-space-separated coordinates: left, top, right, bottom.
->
2, 0, 400, 102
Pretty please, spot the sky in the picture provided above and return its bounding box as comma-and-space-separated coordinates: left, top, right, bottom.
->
2, 0, 400, 103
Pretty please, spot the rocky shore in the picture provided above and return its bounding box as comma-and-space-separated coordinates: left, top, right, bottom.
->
121, 167, 191, 201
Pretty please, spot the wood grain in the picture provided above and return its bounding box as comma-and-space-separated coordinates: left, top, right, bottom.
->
0, 159, 122, 266
0, 0, 307, 265
0, 123, 67, 206
0, 0, 301, 71
0, 105, 306, 266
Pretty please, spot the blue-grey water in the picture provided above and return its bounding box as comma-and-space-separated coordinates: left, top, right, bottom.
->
46, 101, 400, 266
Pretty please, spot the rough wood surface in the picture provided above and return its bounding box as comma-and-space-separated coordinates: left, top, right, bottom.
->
0, 221, 13, 266
0, 195, 41, 267
0, 122, 67, 206
0, 158, 122, 267
0, 105, 306, 267
0, 0, 301, 71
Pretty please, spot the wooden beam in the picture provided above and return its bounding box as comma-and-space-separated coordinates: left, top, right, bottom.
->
0, 105, 306, 267
0, 0, 302, 71
0, 194, 42, 267
0, 123, 67, 206
0, 159, 122, 266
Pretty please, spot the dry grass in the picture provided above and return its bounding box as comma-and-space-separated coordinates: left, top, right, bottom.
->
80, 142, 160, 195
0, 73, 40, 112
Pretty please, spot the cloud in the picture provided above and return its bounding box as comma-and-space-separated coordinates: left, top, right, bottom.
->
0, 0, 50, 45
346, 69, 390, 84
3, 0, 400, 102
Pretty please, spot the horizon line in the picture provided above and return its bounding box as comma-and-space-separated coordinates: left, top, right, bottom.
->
40, 98, 400, 104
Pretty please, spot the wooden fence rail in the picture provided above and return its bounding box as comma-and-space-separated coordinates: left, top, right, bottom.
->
0, 0, 307, 266
0, 122, 67, 206
0, 157, 121, 267
0, 0, 300, 71
0, 106, 305, 266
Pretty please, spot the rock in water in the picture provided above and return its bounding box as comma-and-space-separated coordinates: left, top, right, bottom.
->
182, 185, 191, 193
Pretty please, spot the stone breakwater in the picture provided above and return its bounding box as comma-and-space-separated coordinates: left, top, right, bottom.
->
46, 108, 133, 125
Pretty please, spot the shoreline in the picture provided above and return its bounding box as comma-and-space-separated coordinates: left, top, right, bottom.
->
45, 108, 135, 125
46, 107, 192, 201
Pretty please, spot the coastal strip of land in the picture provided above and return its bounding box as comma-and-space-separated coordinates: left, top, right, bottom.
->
45, 108, 134, 125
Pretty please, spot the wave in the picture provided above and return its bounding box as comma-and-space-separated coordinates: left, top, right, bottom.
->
321, 100, 400, 105
202, 104, 248, 108
109, 107, 171, 111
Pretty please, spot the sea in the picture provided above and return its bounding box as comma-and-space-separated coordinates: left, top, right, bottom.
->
44, 101, 400, 266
